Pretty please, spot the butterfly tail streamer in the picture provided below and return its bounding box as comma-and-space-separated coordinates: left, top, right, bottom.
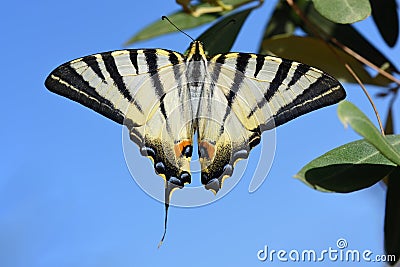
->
158, 181, 180, 248
157, 201, 169, 248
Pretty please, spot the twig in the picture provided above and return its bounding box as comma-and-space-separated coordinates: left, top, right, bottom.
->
286, 0, 385, 135
344, 64, 385, 135
330, 38, 400, 86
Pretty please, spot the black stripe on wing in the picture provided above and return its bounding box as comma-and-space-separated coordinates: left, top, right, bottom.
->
145, 50, 168, 122
226, 53, 251, 106
220, 53, 251, 133
129, 51, 140, 75
288, 63, 310, 87
102, 52, 134, 102
82, 56, 106, 80
201, 55, 225, 131
246, 58, 294, 119
271, 75, 346, 128
260, 58, 293, 108
144, 49, 184, 137
102, 52, 144, 114
254, 54, 265, 78
45, 63, 126, 124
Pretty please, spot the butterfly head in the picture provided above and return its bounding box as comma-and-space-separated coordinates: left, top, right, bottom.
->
187, 41, 207, 62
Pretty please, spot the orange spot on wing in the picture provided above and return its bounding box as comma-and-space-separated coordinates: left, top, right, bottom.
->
174, 140, 192, 157
199, 141, 215, 159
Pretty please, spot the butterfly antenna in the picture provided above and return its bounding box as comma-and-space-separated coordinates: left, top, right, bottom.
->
162, 16, 195, 42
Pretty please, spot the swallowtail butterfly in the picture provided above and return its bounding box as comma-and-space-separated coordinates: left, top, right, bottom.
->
45, 39, 346, 245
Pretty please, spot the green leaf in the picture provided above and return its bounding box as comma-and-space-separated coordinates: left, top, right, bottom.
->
124, 0, 253, 45
295, 135, 400, 193
385, 107, 394, 135
260, 35, 391, 86
295, 0, 399, 74
124, 11, 219, 46
382, 98, 395, 186
338, 101, 400, 166
312, 0, 371, 24
370, 0, 399, 47
259, 0, 296, 44
384, 167, 400, 265
193, 7, 253, 55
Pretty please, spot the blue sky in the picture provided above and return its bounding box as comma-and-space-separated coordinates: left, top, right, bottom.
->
1, 0, 399, 266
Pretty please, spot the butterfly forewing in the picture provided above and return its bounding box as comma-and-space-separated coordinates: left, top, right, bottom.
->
211, 53, 345, 129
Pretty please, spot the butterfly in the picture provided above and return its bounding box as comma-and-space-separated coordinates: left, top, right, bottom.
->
45, 40, 346, 245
